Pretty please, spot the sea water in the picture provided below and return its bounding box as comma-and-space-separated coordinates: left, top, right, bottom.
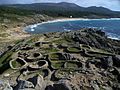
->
25, 18, 120, 40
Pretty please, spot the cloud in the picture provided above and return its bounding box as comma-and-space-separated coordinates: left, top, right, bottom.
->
0, 0, 35, 4
36, 0, 120, 11
0, 0, 120, 11
75, 0, 120, 11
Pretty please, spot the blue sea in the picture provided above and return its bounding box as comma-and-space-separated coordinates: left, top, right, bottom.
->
25, 18, 120, 40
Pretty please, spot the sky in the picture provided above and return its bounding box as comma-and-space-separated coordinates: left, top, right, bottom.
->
0, 0, 120, 11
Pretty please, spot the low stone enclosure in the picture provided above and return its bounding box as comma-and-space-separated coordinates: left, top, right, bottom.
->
10, 58, 27, 70
6, 38, 115, 79
35, 41, 50, 47
1, 29, 120, 90
48, 52, 83, 70
66, 47, 82, 53
28, 60, 48, 70
7, 37, 115, 79
26, 52, 43, 61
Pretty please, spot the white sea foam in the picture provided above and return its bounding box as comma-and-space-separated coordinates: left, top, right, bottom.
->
31, 24, 37, 29
64, 29, 71, 32
108, 36, 120, 40
31, 28, 35, 31
25, 18, 120, 40
26, 18, 120, 30
107, 33, 120, 40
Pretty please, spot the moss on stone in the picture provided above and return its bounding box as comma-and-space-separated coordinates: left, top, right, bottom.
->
11, 60, 22, 68
51, 61, 64, 69
67, 47, 81, 53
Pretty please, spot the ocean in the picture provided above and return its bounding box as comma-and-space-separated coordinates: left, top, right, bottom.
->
25, 18, 120, 40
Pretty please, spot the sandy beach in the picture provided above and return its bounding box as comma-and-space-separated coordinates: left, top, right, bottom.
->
2, 17, 120, 42
25, 17, 120, 32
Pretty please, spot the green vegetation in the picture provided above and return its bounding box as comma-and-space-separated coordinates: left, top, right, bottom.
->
0, 6, 35, 23
6, 2, 120, 18
67, 47, 81, 53
51, 61, 64, 69
44, 48, 59, 53
53, 38, 68, 44
0, 51, 13, 64
0, 6, 35, 16
0, 51, 13, 73
0, 62, 10, 74
50, 53, 59, 60
26, 37, 40, 44
14, 39, 24, 44
66, 62, 78, 68
11, 60, 22, 68
91, 47, 112, 55
81, 44, 91, 50
37, 9, 118, 18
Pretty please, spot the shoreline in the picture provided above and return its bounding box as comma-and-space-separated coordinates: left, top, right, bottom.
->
24, 18, 120, 40
25, 17, 120, 31
1, 17, 120, 43
25, 18, 120, 28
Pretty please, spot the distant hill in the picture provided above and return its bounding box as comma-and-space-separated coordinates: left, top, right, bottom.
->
0, 6, 35, 15
2, 2, 120, 18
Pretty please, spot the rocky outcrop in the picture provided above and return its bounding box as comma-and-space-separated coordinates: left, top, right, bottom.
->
14, 80, 34, 90
53, 79, 73, 90
28, 75, 46, 90
14, 75, 46, 90
0, 80, 13, 90
112, 55, 120, 67
1, 28, 120, 90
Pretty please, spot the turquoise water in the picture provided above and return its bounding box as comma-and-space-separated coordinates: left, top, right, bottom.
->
26, 18, 120, 40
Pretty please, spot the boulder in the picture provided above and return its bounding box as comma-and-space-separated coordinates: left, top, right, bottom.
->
90, 80, 100, 90
112, 55, 120, 67
112, 83, 120, 90
53, 79, 72, 90
101, 56, 113, 69
96, 30, 105, 37
28, 75, 46, 90
45, 85, 55, 90
0, 80, 13, 90
14, 80, 34, 90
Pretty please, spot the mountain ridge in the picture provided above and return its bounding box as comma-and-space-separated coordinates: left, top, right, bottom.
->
1, 2, 120, 18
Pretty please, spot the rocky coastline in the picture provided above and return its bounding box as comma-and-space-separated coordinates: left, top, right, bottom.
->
0, 28, 120, 90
